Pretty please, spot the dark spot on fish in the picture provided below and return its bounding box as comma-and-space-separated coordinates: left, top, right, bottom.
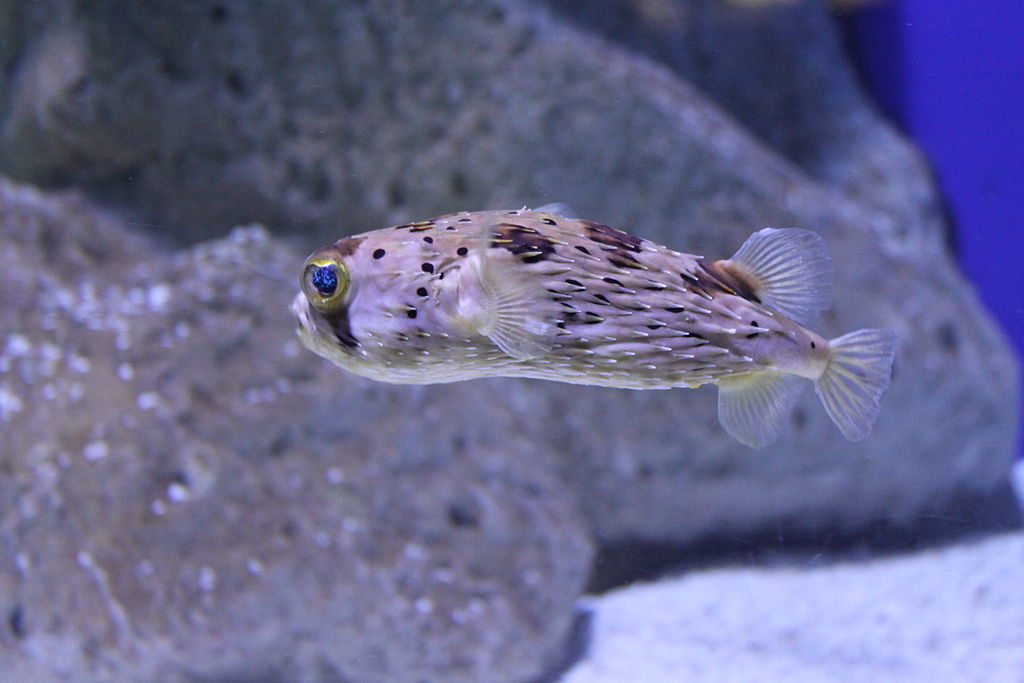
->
407, 221, 435, 232
594, 294, 610, 304
556, 321, 566, 329
810, 341, 816, 349
581, 220, 643, 252
438, 272, 445, 279
542, 217, 557, 225
396, 332, 409, 342
665, 306, 686, 313
751, 320, 760, 327
406, 308, 418, 319
320, 306, 359, 349
326, 235, 365, 258
700, 260, 762, 303
423, 236, 433, 243
746, 332, 759, 339
416, 287, 428, 297
372, 248, 385, 259
575, 245, 591, 255
446, 226, 456, 230
791, 408, 808, 430
458, 217, 472, 223
603, 277, 624, 287
566, 278, 584, 288
491, 223, 556, 262
457, 246, 469, 256
646, 323, 663, 330
609, 256, 645, 270
421, 263, 434, 273
583, 311, 604, 324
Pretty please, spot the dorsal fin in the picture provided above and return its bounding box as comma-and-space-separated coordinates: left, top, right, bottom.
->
724, 228, 834, 324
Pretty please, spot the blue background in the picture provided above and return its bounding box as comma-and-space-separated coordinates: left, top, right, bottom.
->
844, 0, 1023, 455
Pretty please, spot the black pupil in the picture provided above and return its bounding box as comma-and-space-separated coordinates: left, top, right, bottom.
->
311, 265, 338, 296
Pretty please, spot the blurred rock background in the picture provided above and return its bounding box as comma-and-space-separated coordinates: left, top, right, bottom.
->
0, 0, 1018, 681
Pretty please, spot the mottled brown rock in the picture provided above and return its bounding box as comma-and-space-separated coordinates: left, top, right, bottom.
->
0, 180, 592, 682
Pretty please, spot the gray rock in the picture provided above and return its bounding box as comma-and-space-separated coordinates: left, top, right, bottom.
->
0, 179, 592, 682
542, 0, 948, 250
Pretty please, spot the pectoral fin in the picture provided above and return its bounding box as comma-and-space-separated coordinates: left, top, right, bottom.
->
455, 248, 555, 360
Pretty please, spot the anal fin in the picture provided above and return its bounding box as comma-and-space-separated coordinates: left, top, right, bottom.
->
717, 371, 806, 448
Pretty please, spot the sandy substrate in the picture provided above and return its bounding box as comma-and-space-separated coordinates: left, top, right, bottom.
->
563, 464, 1024, 683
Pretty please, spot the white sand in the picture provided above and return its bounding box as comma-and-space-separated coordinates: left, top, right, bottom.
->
564, 464, 1024, 683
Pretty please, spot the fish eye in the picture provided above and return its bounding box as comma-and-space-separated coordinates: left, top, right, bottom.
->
301, 257, 349, 311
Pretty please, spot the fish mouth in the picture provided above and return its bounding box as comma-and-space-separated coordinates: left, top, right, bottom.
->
290, 291, 313, 333
291, 291, 357, 360
290, 291, 322, 351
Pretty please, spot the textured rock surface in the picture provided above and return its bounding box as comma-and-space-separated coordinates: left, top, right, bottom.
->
0, 0, 1020, 679
543, 0, 947, 249
0, 180, 592, 681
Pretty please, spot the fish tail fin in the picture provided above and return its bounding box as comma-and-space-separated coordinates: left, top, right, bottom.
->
717, 371, 806, 448
727, 228, 834, 324
815, 328, 896, 441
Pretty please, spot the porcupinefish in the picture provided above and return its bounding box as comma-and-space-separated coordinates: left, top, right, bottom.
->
291, 208, 895, 447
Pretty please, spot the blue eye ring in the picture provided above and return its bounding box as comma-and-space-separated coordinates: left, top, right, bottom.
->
301, 257, 349, 311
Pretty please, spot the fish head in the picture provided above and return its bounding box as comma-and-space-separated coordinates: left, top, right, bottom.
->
292, 235, 370, 369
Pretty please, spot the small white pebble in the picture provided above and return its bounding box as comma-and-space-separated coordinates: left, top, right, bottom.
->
341, 517, 362, 533
197, 566, 216, 591
173, 321, 190, 339
40, 342, 62, 362
135, 559, 155, 577
136, 392, 160, 410
76, 551, 93, 568
281, 340, 300, 357
5, 334, 31, 357
147, 284, 172, 311
82, 440, 109, 461
414, 597, 434, 615
246, 558, 264, 575
325, 467, 344, 485
41, 383, 57, 400
166, 482, 190, 503
117, 363, 135, 381
68, 355, 91, 373
0, 384, 24, 418
404, 544, 427, 561
150, 499, 168, 516
15, 553, 31, 574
